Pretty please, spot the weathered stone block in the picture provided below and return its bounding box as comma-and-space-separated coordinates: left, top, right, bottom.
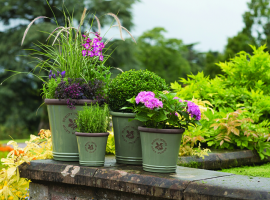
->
51, 192, 74, 200
29, 182, 49, 200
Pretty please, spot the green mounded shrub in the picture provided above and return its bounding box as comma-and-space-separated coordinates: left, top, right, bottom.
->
76, 103, 110, 133
108, 69, 169, 112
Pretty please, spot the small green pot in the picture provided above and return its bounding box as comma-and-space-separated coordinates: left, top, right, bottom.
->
138, 126, 184, 173
45, 99, 97, 161
110, 111, 143, 165
75, 132, 109, 166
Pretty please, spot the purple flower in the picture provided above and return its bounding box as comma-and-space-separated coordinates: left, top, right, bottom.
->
99, 55, 104, 61
61, 71, 66, 78
49, 74, 52, 80
84, 43, 91, 49
186, 101, 201, 120
86, 38, 91, 43
100, 42, 105, 48
49, 70, 52, 75
82, 50, 87, 56
82, 34, 86, 38
93, 38, 99, 43
95, 51, 102, 56
135, 91, 163, 110
57, 71, 60, 76
88, 51, 94, 57
53, 74, 56, 78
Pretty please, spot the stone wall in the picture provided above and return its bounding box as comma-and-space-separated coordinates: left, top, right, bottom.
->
19, 156, 270, 200
29, 180, 164, 200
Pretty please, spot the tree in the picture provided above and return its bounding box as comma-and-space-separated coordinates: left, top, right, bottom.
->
134, 27, 191, 83
0, 0, 138, 139
224, 0, 270, 60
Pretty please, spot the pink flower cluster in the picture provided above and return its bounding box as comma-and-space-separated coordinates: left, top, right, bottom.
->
81, 33, 105, 61
135, 91, 163, 110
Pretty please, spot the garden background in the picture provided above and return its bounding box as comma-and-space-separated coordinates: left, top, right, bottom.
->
0, 0, 269, 140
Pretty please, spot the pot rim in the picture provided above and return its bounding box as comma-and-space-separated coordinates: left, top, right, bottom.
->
75, 132, 109, 137
110, 111, 136, 117
45, 99, 98, 105
138, 126, 184, 134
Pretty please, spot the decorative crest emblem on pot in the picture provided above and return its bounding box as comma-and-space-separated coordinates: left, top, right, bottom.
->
62, 113, 78, 134
68, 118, 77, 130
126, 130, 134, 139
155, 142, 163, 150
151, 138, 167, 154
121, 126, 140, 144
85, 142, 97, 153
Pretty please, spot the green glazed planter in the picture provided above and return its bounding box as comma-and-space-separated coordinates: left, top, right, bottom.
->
110, 111, 143, 165
45, 99, 97, 161
138, 126, 185, 173
75, 132, 109, 166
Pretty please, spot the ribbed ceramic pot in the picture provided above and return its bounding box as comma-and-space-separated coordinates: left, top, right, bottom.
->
75, 132, 109, 166
110, 111, 143, 165
138, 126, 184, 173
45, 99, 97, 161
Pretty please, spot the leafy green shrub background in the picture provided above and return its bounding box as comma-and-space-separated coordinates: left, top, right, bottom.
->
108, 69, 169, 112
172, 45, 270, 159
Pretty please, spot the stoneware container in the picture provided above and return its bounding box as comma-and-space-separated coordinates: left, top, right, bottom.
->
110, 111, 143, 165
138, 126, 184, 173
75, 132, 109, 166
45, 99, 97, 161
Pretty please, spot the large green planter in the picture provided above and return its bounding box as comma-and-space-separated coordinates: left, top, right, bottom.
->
110, 111, 143, 165
138, 126, 184, 173
45, 99, 97, 161
75, 132, 109, 166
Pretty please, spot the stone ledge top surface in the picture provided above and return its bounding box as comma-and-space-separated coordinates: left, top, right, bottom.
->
19, 156, 270, 200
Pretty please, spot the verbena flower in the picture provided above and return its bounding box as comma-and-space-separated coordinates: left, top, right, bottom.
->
82, 50, 87, 56
81, 33, 105, 60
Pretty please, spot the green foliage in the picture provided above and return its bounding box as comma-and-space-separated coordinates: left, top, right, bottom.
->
178, 160, 202, 168
172, 45, 270, 160
76, 103, 109, 133
42, 77, 66, 99
0, 151, 9, 169
106, 134, 115, 155
108, 69, 169, 112
220, 162, 270, 178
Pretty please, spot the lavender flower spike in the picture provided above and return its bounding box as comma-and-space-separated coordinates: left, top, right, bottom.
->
61, 71, 66, 78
